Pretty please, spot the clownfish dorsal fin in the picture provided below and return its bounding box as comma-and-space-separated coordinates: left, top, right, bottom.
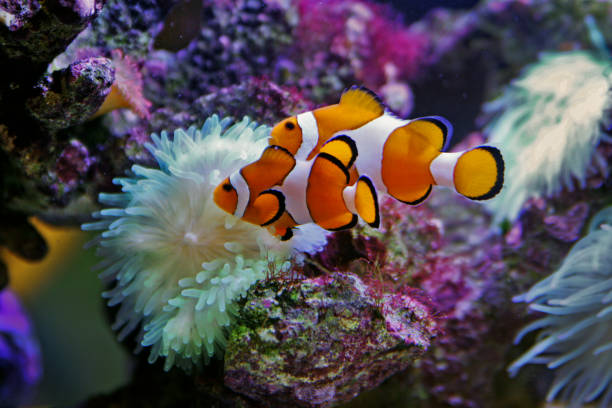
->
241, 145, 296, 199
319, 135, 358, 169
339, 85, 386, 116
354, 175, 380, 228
404, 116, 453, 152
253, 189, 286, 226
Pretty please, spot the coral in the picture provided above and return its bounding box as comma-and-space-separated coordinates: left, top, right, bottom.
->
509, 207, 612, 407
82, 115, 327, 371
150, 0, 293, 111
53, 139, 96, 193
27, 56, 115, 131
93, 49, 152, 119
291, 0, 427, 104
224, 272, 440, 407
406, 0, 612, 141
85, 0, 173, 56
483, 50, 612, 222
190, 77, 313, 126
0, 289, 42, 406
0, 0, 106, 77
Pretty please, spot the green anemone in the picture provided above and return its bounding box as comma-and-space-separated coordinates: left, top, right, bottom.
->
483, 50, 612, 223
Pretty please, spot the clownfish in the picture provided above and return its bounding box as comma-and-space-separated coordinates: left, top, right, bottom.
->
213, 86, 504, 240
268, 86, 504, 205
214, 137, 378, 240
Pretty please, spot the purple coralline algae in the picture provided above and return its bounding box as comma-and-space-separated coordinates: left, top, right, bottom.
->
292, 0, 428, 106
27, 56, 115, 131
0, 289, 42, 406
225, 272, 440, 407
53, 139, 96, 193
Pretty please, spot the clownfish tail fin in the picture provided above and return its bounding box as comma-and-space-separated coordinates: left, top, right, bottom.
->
430, 146, 504, 200
354, 176, 380, 228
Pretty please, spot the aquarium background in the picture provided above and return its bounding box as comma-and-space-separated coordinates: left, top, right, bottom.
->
0, 0, 611, 407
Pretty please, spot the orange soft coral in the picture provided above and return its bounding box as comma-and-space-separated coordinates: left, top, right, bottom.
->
92, 49, 151, 119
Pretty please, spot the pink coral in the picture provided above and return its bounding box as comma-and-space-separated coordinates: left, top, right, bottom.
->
93, 49, 151, 119
295, 0, 429, 89
110, 49, 152, 119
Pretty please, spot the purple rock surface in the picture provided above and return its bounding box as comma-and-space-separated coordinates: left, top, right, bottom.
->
224, 272, 440, 407
0, 289, 42, 406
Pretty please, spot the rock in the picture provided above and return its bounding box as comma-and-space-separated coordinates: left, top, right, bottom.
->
225, 272, 440, 407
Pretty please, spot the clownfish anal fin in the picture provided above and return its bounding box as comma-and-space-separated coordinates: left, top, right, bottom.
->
354, 175, 380, 228
278, 227, 294, 241
326, 213, 358, 231
253, 189, 285, 226
455, 146, 504, 200
319, 135, 358, 169
405, 116, 453, 152
396, 184, 432, 206
340, 85, 386, 116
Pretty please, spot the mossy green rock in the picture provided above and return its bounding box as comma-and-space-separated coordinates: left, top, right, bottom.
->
225, 272, 439, 407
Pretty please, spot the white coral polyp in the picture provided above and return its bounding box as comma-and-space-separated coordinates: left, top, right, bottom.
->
83, 115, 319, 370
483, 51, 612, 222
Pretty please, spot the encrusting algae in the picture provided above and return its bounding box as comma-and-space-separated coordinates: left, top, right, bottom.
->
82, 115, 327, 371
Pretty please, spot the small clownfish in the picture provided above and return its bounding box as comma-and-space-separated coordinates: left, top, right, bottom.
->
214, 136, 379, 240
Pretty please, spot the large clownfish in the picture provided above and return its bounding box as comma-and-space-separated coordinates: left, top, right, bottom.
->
214, 86, 504, 239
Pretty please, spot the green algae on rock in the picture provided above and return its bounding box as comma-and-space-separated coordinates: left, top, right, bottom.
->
225, 272, 440, 407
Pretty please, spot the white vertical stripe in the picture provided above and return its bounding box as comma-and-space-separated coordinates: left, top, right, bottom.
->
430, 151, 462, 187
295, 111, 319, 160
342, 184, 357, 214
278, 160, 313, 224
230, 171, 250, 218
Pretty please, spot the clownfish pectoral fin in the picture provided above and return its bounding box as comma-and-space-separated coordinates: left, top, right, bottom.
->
405, 116, 453, 152
339, 85, 386, 116
454, 146, 504, 200
252, 189, 285, 226
241, 145, 296, 197
307, 153, 357, 231
354, 175, 380, 228
319, 135, 358, 169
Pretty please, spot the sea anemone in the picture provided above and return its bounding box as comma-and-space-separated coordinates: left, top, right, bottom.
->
82, 115, 327, 371
509, 206, 612, 406
483, 50, 612, 223
92, 49, 152, 119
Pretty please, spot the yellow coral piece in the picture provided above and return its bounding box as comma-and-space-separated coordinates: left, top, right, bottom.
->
2, 217, 87, 298
90, 86, 130, 119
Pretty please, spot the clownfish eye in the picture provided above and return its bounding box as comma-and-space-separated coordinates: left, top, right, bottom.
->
285, 121, 295, 130
222, 183, 233, 192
